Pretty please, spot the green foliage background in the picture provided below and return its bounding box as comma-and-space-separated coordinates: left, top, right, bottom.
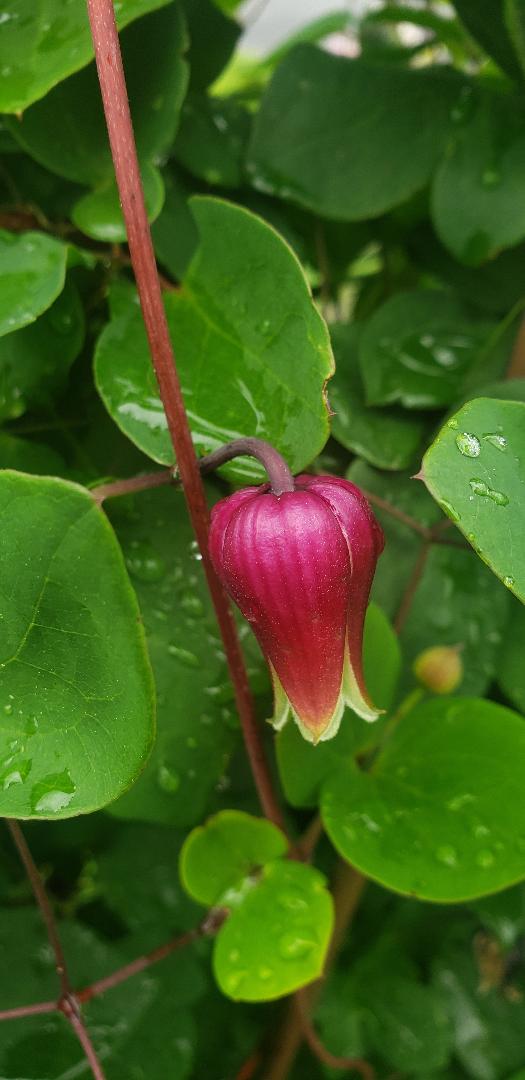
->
1, 0, 525, 1076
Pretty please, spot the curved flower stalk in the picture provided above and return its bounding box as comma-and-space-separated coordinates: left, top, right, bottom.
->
209, 468, 384, 744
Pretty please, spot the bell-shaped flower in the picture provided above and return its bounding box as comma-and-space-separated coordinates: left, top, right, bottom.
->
209, 474, 384, 744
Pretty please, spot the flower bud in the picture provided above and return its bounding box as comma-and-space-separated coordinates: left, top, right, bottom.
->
209, 474, 384, 744
413, 645, 463, 695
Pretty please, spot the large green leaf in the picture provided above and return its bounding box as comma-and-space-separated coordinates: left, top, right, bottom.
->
0, 280, 84, 421
276, 603, 401, 808
322, 697, 525, 902
423, 398, 525, 602
95, 197, 333, 480
359, 290, 495, 410
213, 860, 333, 1001
180, 810, 287, 905
183, 0, 240, 91
0, 472, 154, 819
247, 45, 463, 220
107, 485, 239, 827
329, 323, 426, 470
0, 0, 172, 113
11, 6, 188, 186
0, 231, 67, 338
432, 88, 525, 265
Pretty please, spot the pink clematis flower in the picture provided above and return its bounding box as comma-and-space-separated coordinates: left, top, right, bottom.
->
209, 473, 384, 744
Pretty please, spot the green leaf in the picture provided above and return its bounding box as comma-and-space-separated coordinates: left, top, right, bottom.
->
11, 6, 188, 186
0, 471, 154, 819
452, 0, 521, 80
329, 323, 426, 470
422, 398, 525, 602
152, 170, 199, 281
95, 197, 333, 480
322, 696, 525, 902
0, 0, 173, 114
247, 45, 463, 220
213, 860, 333, 1001
71, 163, 165, 242
0, 230, 67, 338
359, 290, 495, 410
0, 280, 84, 421
506, 0, 525, 75
431, 88, 525, 265
107, 485, 239, 827
180, 810, 288, 906
183, 0, 240, 91
174, 93, 250, 188
471, 880, 525, 946
276, 603, 401, 808
0, 434, 65, 476
347, 462, 510, 699
498, 600, 525, 711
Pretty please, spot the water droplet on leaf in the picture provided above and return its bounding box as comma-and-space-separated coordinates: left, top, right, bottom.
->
436, 845, 458, 867
456, 432, 480, 457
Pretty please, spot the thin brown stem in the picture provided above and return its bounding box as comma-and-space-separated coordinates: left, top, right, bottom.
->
0, 1000, 57, 1022
85, 0, 286, 833
77, 928, 200, 1003
92, 469, 175, 504
6, 821, 71, 996
394, 542, 430, 635
300, 1006, 374, 1078
61, 997, 107, 1080
359, 488, 429, 538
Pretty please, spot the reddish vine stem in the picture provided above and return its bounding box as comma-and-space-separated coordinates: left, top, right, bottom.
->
393, 542, 431, 634
85, 0, 286, 833
62, 999, 107, 1080
0, 1000, 57, 1022
6, 821, 71, 996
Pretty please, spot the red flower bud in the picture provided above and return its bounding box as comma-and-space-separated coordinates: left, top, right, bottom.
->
209, 474, 384, 744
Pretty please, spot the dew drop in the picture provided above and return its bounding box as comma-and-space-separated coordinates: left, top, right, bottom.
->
469, 479, 509, 506
168, 644, 199, 668
3, 703, 12, 715
446, 793, 475, 812
436, 844, 458, 867
483, 432, 507, 451
180, 594, 204, 616
225, 969, 247, 994
2, 760, 31, 790
476, 849, 495, 868
125, 541, 166, 583
157, 764, 180, 793
31, 769, 76, 814
481, 167, 501, 189
278, 932, 316, 959
258, 965, 273, 980
503, 576, 515, 588
277, 892, 308, 912
456, 432, 481, 458
439, 499, 460, 522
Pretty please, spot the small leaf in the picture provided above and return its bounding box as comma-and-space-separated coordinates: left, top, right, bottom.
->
180, 810, 288, 906
0, 471, 155, 819
276, 603, 401, 808
174, 93, 250, 188
431, 88, 525, 265
360, 290, 495, 410
0, 280, 84, 421
0, 231, 67, 338
71, 163, 164, 242
0, 0, 173, 114
422, 397, 525, 602
0, 434, 65, 476
322, 696, 525, 902
95, 197, 332, 480
248, 45, 463, 220
213, 860, 333, 1001
183, 0, 240, 91
329, 323, 426, 470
